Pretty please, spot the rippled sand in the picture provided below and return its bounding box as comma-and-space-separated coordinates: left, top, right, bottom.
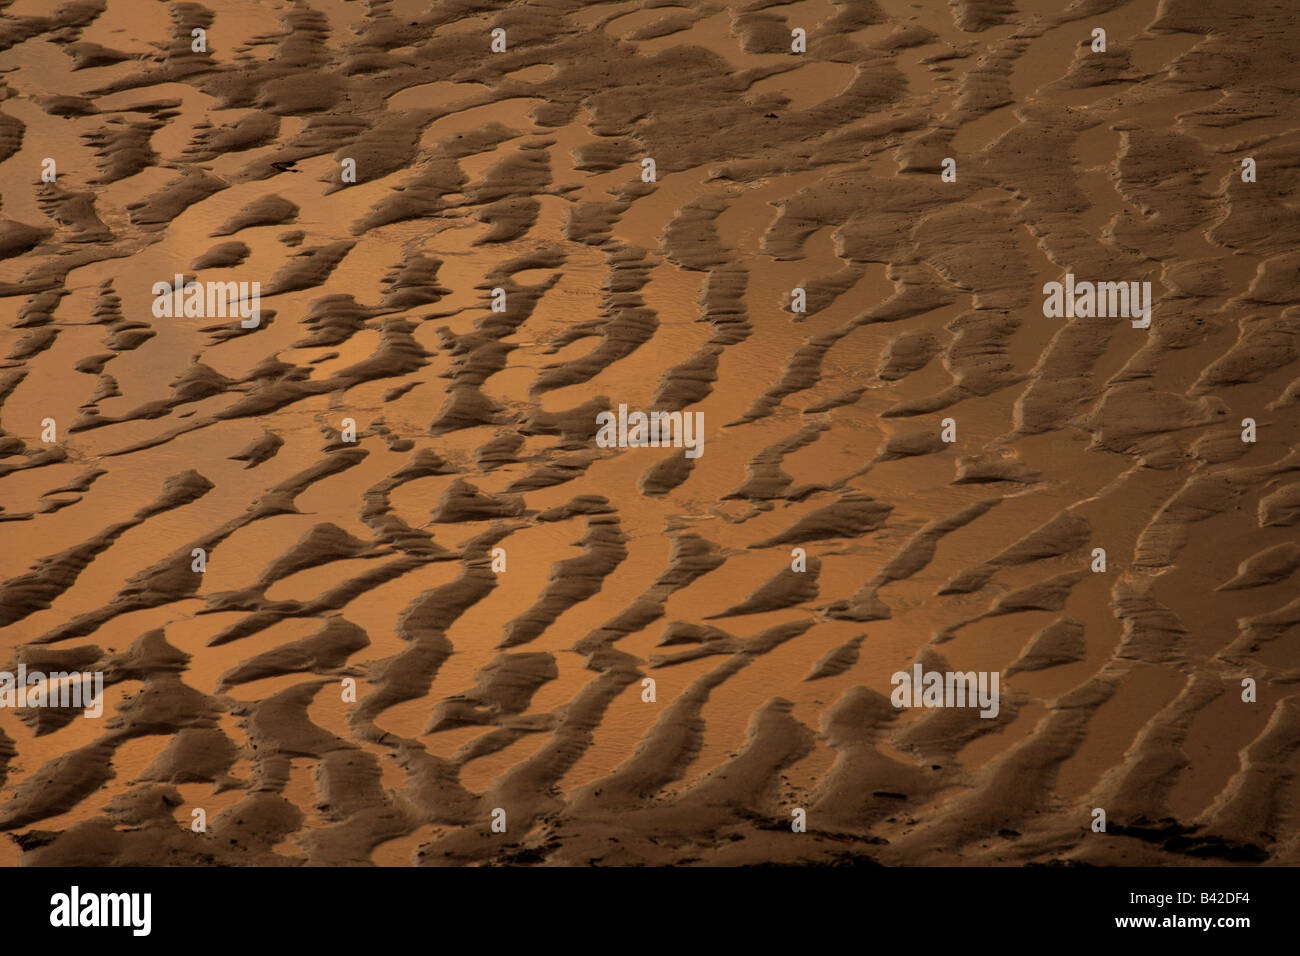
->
0, 0, 1297, 866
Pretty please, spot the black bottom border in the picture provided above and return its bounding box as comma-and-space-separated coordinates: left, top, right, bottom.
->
8, 864, 1287, 942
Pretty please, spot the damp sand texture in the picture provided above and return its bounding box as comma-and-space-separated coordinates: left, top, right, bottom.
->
0, 0, 1298, 867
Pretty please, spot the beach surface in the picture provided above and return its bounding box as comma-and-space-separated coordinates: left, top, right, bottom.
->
0, 0, 1297, 866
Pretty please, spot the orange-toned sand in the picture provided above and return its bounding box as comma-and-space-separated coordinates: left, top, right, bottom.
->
0, 0, 1296, 866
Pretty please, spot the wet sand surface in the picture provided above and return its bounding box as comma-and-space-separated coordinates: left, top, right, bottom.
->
0, 0, 1297, 866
